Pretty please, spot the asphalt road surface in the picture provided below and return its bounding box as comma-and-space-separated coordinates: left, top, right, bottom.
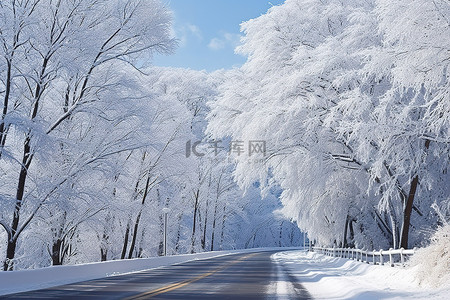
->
1, 251, 311, 299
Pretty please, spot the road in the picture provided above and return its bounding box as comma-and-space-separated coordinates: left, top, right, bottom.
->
1, 251, 311, 299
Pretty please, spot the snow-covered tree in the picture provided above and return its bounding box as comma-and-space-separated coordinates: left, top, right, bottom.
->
208, 0, 449, 250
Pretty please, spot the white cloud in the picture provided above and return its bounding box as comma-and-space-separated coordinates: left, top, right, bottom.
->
187, 24, 202, 40
174, 23, 203, 47
208, 38, 226, 50
208, 32, 242, 51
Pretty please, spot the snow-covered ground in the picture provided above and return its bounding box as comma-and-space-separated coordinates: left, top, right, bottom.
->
0, 247, 298, 296
273, 250, 450, 300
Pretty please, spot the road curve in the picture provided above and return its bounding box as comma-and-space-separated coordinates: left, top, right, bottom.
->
1, 251, 311, 299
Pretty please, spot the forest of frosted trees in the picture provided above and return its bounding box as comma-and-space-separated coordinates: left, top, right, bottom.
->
0, 0, 301, 271
0, 0, 448, 271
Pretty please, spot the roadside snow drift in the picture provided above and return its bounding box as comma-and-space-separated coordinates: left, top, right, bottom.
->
273, 250, 450, 300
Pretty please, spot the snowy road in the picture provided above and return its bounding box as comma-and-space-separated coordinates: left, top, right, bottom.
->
1, 251, 310, 299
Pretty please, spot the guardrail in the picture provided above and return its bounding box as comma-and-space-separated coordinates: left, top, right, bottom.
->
312, 246, 416, 267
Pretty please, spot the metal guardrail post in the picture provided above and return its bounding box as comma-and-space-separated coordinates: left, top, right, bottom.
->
389, 248, 394, 267
380, 249, 384, 265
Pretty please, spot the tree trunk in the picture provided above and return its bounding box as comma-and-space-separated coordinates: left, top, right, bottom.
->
175, 214, 182, 254
343, 216, 349, 248
51, 239, 63, 266
128, 211, 142, 259
190, 189, 200, 254
201, 197, 209, 250
219, 204, 227, 250
100, 230, 109, 261
100, 248, 107, 262
3, 239, 17, 271
120, 223, 130, 260
278, 221, 284, 247
128, 174, 151, 259
157, 189, 165, 256
400, 176, 418, 249
348, 219, 355, 247
158, 212, 164, 256
0, 60, 12, 152
400, 139, 430, 249
100, 229, 109, 262
210, 198, 219, 252
4, 136, 34, 271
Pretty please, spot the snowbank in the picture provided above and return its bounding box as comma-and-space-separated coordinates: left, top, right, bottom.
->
0, 247, 295, 296
409, 224, 450, 288
273, 250, 449, 300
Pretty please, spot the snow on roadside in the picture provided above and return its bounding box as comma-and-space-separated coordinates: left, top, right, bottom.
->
408, 224, 450, 288
0, 247, 297, 296
273, 250, 450, 300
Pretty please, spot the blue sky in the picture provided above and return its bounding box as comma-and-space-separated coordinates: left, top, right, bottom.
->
153, 0, 285, 71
